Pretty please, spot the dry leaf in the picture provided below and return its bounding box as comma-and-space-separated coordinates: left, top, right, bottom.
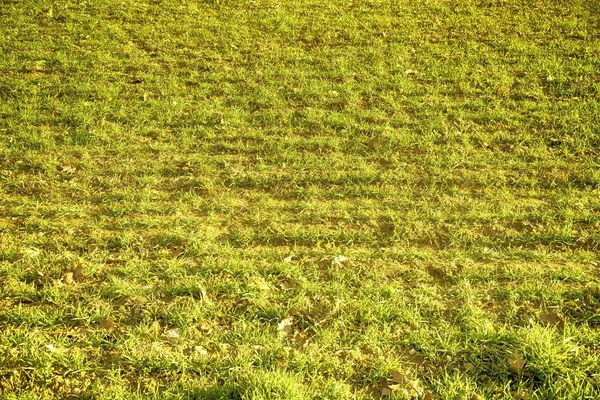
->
60, 165, 76, 174
25, 248, 41, 258
71, 265, 85, 281
277, 317, 293, 337
283, 255, 294, 263
463, 362, 475, 371
424, 390, 434, 400
199, 321, 212, 332
170, 246, 184, 258
46, 344, 57, 352
99, 317, 115, 330
390, 370, 425, 398
391, 370, 406, 383
105, 257, 127, 265
194, 346, 208, 356
32, 60, 46, 72
508, 350, 527, 373
540, 310, 563, 326
381, 388, 391, 397
62, 272, 74, 285
251, 276, 271, 291
165, 328, 181, 338
332, 255, 348, 265
510, 390, 529, 400
33, 271, 47, 287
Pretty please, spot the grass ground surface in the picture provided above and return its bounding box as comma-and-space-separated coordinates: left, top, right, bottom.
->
1, 0, 600, 398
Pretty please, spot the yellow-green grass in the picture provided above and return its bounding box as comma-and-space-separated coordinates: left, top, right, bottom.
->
1, 0, 599, 398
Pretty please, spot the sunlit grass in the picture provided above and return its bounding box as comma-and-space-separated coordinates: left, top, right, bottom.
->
1, 0, 599, 398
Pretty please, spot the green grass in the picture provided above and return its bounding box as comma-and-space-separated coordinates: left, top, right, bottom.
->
1, 0, 600, 398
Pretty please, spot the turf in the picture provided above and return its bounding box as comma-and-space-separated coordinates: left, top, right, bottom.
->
1, 0, 599, 398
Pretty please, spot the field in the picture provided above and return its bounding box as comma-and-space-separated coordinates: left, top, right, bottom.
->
1, 0, 600, 398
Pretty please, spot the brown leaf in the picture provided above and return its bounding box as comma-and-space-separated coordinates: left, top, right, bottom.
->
199, 320, 212, 332
332, 255, 348, 265
59, 165, 76, 174
70, 265, 86, 281
277, 317, 293, 337
251, 276, 271, 291
61, 272, 74, 285
105, 257, 127, 265
540, 310, 563, 326
99, 317, 116, 330
193, 346, 208, 356
381, 388, 391, 397
163, 328, 181, 341
424, 390, 434, 400
508, 350, 527, 373
33, 271, 47, 288
170, 245, 184, 258
510, 390, 529, 400
391, 370, 407, 384
389, 371, 425, 398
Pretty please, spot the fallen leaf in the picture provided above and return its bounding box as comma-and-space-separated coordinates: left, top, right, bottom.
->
390, 370, 425, 398
510, 390, 529, 400
424, 390, 434, 400
61, 272, 74, 285
71, 265, 86, 281
277, 317, 293, 337
540, 310, 563, 326
46, 344, 57, 352
508, 350, 527, 374
170, 245, 184, 258
463, 362, 475, 371
193, 346, 208, 356
32, 60, 46, 72
199, 321, 212, 332
381, 388, 391, 397
391, 370, 406, 383
105, 257, 127, 265
33, 271, 47, 287
283, 255, 294, 263
60, 165, 76, 174
99, 317, 115, 330
471, 394, 484, 400
25, 248, 41, 258
251, 276, 271, 291
164, 328, 181, 339
332, 255, 348, 265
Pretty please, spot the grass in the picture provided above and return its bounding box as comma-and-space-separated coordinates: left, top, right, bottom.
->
1, 0, 600, 398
